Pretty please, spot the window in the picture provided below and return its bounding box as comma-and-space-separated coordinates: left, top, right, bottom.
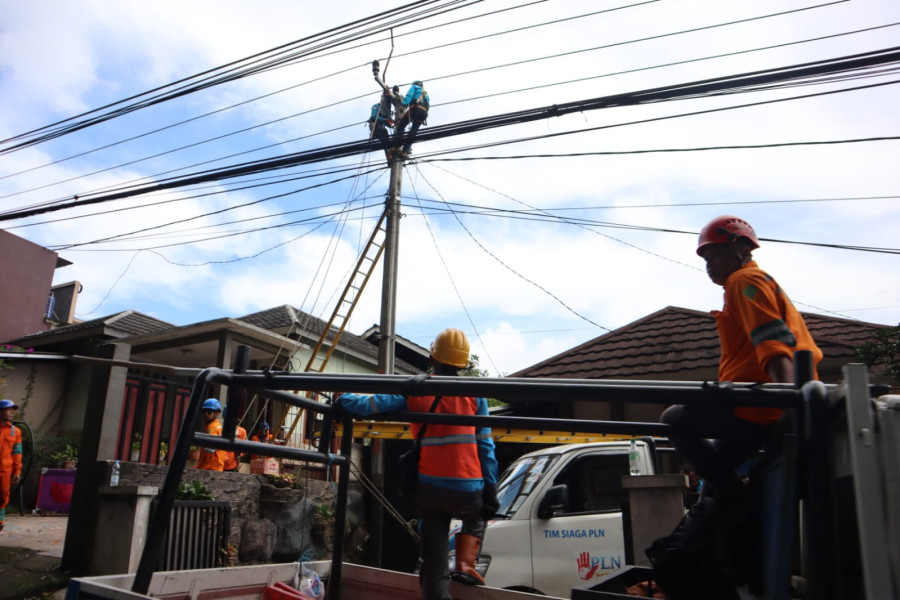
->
553, 453, 628, 514
495, 454, 561, 518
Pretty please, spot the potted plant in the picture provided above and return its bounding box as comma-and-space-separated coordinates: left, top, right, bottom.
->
52, 443, 78, 469
130, 433, 142, 461
158, 440, 169, 465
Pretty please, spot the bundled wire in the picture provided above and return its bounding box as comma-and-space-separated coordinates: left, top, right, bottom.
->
3, 46, 898, 224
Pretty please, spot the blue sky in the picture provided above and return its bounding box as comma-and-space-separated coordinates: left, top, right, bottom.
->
1, 0, 898, 375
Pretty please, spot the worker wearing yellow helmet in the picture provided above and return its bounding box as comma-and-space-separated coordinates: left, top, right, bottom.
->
337, 328, 498, 600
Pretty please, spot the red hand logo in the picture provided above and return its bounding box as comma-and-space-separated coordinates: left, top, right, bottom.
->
577, 551, 599, 580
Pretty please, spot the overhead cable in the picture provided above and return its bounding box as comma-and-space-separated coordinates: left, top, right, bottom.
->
4, 46, 899, 223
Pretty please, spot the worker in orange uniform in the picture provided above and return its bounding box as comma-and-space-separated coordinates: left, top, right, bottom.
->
196, 398, 227, 471
0, 399, 23, 532
661, 215, 823, 500
336, 329, 498, 600
250, 421, 273, 461
223, 417, 248, 473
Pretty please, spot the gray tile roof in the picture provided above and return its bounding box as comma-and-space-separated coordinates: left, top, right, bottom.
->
237, 305, 422, 372
13, 310, 175, 343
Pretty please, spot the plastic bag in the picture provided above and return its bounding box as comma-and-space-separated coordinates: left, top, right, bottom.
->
298, 563, 325, 600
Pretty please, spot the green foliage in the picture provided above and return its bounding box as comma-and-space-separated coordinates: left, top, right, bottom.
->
855, 325, 900, 382
177, 480, 214, 501
35, 435, 80, 469
0, 343, 34, 396
460, 353, 490, 377
317, 503, 336, 519
460, 353, 508, 408
265, 473, 296, 488
51, 443, 78, 462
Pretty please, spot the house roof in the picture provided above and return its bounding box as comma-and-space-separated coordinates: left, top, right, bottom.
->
238, 305, 380, 361
12, 310, 175, 345
11, 304, 423, 373
511, 306, 890, 382
237, 305, 423, 373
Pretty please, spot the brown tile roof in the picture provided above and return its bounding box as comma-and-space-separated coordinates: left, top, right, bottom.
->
512, 306, 890, 382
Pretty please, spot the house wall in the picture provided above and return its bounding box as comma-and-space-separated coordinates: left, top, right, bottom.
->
0, 230, 59, 342
1, 357, 72, 508
61, 364, 94, 433
1, 358, 70, 437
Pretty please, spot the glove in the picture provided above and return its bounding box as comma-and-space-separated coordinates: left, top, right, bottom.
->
331, 395, 351, 418
482, 482, 499, 520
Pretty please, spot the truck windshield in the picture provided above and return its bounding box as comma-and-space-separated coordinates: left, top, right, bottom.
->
495, 454, 561, 518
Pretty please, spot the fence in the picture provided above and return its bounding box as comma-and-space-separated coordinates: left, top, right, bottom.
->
152, 500, 232, 571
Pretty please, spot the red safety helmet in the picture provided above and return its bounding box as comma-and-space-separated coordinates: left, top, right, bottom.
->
697, 215, 760, 256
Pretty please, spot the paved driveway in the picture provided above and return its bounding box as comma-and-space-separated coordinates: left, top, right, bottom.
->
2, 513, 68, 558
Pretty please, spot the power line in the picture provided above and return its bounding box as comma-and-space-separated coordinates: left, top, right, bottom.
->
2, 1, 870, 201
6, 46, 898, 224
0, 0, 485, 155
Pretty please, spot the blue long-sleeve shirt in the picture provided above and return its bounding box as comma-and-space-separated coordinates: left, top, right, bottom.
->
401, 83, 429, 108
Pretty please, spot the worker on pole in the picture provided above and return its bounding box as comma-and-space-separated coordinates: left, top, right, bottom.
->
392, 80, 430, 158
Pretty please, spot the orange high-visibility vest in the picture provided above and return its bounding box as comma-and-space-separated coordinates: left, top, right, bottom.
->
408, 395, 483, 481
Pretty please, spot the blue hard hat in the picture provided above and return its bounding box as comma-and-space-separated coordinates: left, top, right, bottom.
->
0, 399, 18, 410
260, 421, 270, 429
202, 398, 222, 411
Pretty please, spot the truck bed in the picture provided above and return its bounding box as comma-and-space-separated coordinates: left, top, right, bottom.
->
65, 562, 563, 600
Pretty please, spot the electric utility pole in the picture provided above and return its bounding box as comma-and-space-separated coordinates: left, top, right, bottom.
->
377, 155, 403, 374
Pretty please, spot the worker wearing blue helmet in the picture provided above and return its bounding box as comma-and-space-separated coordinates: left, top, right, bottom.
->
0, 399, 23, 531
196, 398, 226, 471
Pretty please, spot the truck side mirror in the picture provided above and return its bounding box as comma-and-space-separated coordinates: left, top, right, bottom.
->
537, 484, 569, 519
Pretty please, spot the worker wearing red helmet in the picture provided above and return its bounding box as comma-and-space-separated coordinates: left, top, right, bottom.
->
661, 216, 822, 500
0, 399, 23, 532
336, 328, 498, 600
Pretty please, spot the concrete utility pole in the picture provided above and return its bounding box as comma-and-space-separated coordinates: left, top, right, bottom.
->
377, 155, 403, 375
370, 153, 403, 569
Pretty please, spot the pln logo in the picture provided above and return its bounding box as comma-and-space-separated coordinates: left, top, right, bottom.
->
576, 551, 622, 580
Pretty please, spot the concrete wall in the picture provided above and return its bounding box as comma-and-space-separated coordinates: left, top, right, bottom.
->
0, 230, 59, 342
83, 460, 367, 575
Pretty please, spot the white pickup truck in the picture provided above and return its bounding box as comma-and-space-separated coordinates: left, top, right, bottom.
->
450, 440, 656, 598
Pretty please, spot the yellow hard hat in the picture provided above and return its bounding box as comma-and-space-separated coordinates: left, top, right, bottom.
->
430, 328, 470, 368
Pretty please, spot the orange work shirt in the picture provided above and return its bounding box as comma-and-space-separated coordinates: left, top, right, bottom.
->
223, 426, 247, 471
196, 419, 227, 471
0, 422, 22, 476
714, 261, 823, 424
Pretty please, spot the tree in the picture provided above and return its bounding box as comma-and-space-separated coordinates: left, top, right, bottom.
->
461, 354, 507, 408
854, 325, 900, 382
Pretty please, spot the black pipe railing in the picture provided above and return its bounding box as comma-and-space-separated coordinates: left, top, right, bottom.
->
133, 347, 828, 599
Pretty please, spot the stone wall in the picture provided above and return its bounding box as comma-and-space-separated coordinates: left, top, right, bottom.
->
112, 461, 368, 566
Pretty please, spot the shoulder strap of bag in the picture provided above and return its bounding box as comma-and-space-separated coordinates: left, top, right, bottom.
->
415, 396, 443, 448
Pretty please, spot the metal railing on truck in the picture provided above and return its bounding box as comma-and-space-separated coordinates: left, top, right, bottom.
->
132, 347, 890, 600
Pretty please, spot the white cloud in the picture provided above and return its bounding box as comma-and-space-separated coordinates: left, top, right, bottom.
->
1, 0, 898, 375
